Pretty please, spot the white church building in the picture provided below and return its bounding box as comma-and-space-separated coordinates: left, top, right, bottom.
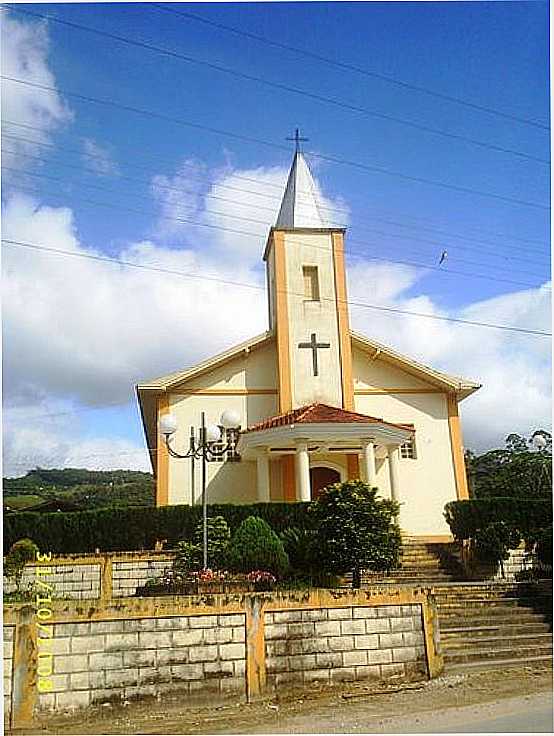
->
137, 147, 480, 539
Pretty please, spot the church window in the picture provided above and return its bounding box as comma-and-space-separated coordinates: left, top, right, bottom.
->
302, 266, 320, 301
400, 439, 417, 459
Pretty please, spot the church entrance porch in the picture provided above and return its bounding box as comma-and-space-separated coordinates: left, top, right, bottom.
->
237, 403, 414, 511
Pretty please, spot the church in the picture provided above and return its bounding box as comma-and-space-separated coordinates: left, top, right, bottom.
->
137, 145, 480, 539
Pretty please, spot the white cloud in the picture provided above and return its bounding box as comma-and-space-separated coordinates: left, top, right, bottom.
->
348, 261, 552, 452
81, 138, 119, 177
2, 402, 149, 478
1, 11, 72, 174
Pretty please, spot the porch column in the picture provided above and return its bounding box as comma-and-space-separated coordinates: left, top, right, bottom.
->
387, 445, 401, 509
361, 439, 376, 487
256, 451, 270, 502
295, 441, 311, 502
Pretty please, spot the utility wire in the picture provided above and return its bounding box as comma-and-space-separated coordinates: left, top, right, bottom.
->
5, 173, 548, 289
3, 140, 550, 266
2, 76, 550, 212
2, 238, 551, 337
151, 3, 550, 132
6, 5, 549, 165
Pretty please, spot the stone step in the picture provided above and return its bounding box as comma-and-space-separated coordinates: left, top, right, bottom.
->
445, 655, 553, 674
442, 632, 553, 651
437, 597, 550, 610
444, 642, 553, 664
440, 622, 552, 639
439, 612, 552, 628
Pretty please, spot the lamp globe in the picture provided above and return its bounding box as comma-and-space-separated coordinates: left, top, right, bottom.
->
159, 413, 178, 437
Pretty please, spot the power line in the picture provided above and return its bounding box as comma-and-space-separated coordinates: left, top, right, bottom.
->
3, 138, 550, 266
151, 3, 550, 132
3, 237, 551, 337
2, 76, 550, 213
6, 5, 549, 165
5, 173, 548, 289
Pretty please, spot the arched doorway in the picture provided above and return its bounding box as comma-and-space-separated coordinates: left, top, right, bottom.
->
310, 466, 341, 500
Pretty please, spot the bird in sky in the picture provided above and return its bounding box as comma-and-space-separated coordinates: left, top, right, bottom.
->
439, 250, 448, 265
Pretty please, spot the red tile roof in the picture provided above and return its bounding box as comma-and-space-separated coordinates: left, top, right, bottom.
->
244, 403, 414, 433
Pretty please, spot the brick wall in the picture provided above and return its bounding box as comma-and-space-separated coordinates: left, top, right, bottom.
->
37, 612, 246, 711
265, 604, 425, 688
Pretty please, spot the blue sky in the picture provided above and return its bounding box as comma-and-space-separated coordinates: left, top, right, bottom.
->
1, 1, 550, 475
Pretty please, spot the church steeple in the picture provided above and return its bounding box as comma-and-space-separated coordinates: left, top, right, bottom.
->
264, 136, 354, 414
275, 151, 326, 229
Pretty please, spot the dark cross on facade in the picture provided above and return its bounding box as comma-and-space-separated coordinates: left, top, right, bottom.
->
286, 128, 309, 153
298, 333, 330, 377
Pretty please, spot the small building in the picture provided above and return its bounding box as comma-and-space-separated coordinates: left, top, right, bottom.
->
137, 149, 480, 539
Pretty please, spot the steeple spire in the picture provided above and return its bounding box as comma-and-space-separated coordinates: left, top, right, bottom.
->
276, 132, 326, 229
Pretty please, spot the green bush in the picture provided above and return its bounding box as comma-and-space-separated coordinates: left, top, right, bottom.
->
173, 541, 200, 575
3, 503, 314, 554
225, 516, 289, 577
536, 526, 553, 568
280, 527, 317, 573
193, 516, 231, 569
444, 498, 551, 541
5, 538, 39, 589
474, 522, 521, 568
309, 480, 401, 588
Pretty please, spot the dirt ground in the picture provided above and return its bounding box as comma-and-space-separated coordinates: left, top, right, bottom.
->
13, 664, 553, 736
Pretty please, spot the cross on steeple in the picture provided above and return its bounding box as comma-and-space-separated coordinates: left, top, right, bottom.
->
298, 333, 331, 377
286, 128, 309, 153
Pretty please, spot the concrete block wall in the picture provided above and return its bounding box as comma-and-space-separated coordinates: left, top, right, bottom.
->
493, 546, 538, 581
112, 559, 173, 597
265, 604, 425, 689
3, 626, 14, 717
4, 588, 441, 726
37, 612, 246, 711
3, 565, 101, 600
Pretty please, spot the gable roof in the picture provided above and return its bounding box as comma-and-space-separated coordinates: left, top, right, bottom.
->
351, 330, 480, 400
244, 403, 414, 434
136, 331, 274, 392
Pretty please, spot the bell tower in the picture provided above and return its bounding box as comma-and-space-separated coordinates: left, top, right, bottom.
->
264, 135, 354, 413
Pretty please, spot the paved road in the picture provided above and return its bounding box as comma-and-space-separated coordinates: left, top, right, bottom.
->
243, 691, 553, 733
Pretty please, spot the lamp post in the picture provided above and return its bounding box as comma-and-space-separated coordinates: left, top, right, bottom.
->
159, 409, 241, 569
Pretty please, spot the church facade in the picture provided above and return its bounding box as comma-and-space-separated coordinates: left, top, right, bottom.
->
137, 150, 480, 539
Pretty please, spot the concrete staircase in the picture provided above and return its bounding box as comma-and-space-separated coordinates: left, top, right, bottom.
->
363, 537, 464, 585
435, 581, 553, 673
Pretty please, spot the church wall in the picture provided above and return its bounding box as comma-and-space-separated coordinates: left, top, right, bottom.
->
354, 392, 457, 537
283, 231, 344, 408
167, 392, 277, 506
353, 351, 438, 390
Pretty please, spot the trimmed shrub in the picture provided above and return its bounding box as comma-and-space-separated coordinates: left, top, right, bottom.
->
3, 503, 313, 554
5, 538, 39, 588
536, 526, 553, 568
225, 516, 289, 577
444, 498, 551, 541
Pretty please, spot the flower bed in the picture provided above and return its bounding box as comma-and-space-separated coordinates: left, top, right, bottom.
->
135, 568, 276, 597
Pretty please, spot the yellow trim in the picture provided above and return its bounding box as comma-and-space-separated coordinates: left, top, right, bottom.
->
355, 388, 445, 395
175, 388, 278, 396
273, 231, 293, 413
346, 454, 360, 479
446, 394, 470, 500
332, 231, 354, 410
156, 395, 170, 507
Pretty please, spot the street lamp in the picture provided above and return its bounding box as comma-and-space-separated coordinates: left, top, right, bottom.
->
159, 409, 241, 569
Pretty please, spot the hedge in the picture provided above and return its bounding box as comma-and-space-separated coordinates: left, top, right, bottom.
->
444, 498, 552, 541
3, 503, 314, 555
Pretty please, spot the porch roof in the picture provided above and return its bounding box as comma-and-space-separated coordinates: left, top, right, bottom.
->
237, 403, 414, 458
243, 403, 413, 434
